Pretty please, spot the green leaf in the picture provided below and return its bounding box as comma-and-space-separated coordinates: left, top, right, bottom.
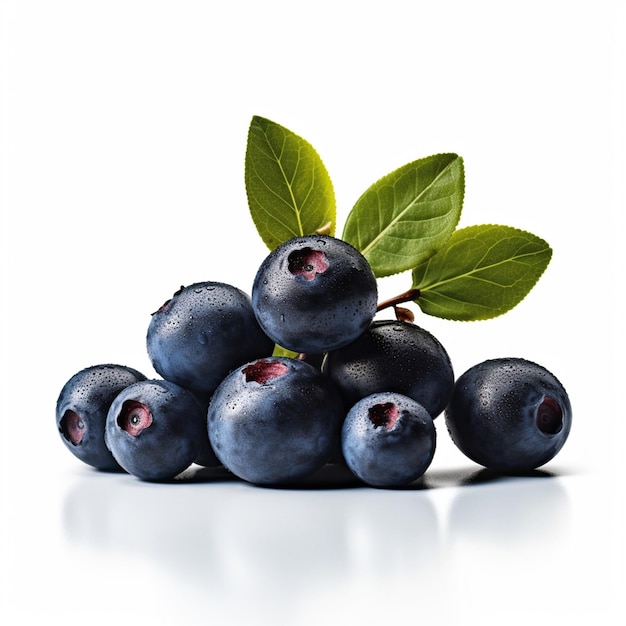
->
342, 153, 464, 277
245, 116, 336, 250
411, 224, 552, 321
272, 344, 299, 359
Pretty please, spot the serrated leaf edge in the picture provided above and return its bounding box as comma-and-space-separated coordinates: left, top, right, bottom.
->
357, 153, 463, 259
245, 115, 336, 250
343, 153, 465, 278
413, 223, 553, 321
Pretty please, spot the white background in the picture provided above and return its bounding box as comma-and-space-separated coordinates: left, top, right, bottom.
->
1, 1, 624, 624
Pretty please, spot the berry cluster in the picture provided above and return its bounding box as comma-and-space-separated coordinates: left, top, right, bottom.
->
56, 234, 572, 487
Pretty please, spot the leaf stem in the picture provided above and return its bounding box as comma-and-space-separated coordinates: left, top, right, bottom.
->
376, 287, 421, 313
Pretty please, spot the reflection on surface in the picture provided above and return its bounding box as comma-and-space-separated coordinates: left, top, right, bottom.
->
61, 464, 572, 622
441, 468, 572, 618
446, 468, 571, 545
62, 464, 442, 620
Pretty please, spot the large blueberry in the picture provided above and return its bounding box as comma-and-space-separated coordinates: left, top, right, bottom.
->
105, 379, 206, 481
251, 235, 378, 354
146, 281, 274, 396
341, 392, 436, 488
207, 357, 345, 485
323, 320, 454, 417
56, 364, 147, 471
444, 357, 572, 473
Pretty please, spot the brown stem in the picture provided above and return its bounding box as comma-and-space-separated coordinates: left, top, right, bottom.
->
376, 287, 421, 312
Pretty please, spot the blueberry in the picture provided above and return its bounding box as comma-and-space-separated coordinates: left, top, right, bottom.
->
207, 357, 345, 485
56, 364, 147, 471
341, 392, 436, 488
188, 392, 222, 468
251, 235, 378, 354
444, 357, 572, 473
105, 379, 206, 481
323, 320, 454, 418
146, 281, 274, 396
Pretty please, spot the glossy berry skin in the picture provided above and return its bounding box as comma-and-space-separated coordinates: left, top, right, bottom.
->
147, 281, 274, 396
341, 392, 436, 488
208, 357, 345, 485
444, 358, 572, 473
105, 379, 206, 481
188, 392, 222, 468
251, 235, 378, 354
56, 364, 147, 471
323, 320, 454, 418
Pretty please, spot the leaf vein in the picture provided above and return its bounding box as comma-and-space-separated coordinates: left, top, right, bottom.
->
362, 161, 457, 256
421, 248, 548, 292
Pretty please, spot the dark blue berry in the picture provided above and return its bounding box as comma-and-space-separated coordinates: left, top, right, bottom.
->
444, 357, 572, 473
146, 281, 274, 396
188, 392, 222, 468
56, 364, 147, 471
251, 235, 378, 354
105, 379, 206, 481
341, 392, 436, 488
323, 320, 454, 417
207, 357, 345, 485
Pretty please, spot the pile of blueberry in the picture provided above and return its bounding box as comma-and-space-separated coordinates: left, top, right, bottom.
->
56, 234, 572, 487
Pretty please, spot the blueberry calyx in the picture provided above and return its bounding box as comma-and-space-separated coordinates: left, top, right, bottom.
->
288, 247, 329, 281
118, 400, 153, 436
536, 396, 563, 435
243, 359, 289, 384
151, 285, 185, 315
61, 410, 86, 445
369, 402, 400, 430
